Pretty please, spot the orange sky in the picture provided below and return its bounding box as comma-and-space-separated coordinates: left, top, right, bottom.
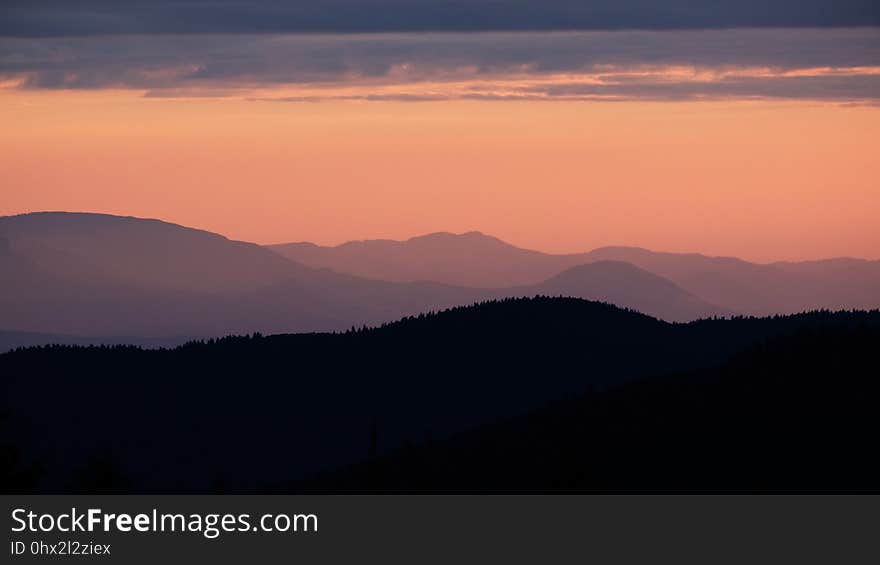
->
1, 88, 878, 262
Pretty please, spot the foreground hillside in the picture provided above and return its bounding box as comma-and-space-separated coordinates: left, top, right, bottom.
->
298, 323, 880, 492
1, 297, 877, 493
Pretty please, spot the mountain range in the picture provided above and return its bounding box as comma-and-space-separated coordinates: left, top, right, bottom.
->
271, 231, 880, 315
1, 211, 878, 350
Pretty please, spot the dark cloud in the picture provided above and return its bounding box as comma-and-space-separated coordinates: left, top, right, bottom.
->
2, 29, 878, 102
0, 1, 878, 37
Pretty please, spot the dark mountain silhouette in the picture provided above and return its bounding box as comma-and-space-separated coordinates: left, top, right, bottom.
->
270, 233, 880, 315
0, 213, 722, 342
298, 323, 880, 492
1, 297, 877, 493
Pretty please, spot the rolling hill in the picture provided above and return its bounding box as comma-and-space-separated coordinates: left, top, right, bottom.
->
2, 297, 877, 493
297, 322, 880, 492
520, 261, 726, 322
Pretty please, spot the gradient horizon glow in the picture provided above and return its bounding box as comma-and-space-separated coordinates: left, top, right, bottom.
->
2, 28, 878, 262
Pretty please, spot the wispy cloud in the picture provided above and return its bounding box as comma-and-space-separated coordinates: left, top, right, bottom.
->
244, 67, 880, 104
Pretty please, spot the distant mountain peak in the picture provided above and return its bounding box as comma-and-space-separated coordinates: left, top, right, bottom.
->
1, 211, 234, 243
0, 211, 312, 299
542, 260, 685, 290
588, 245, 737, 261
407, 230, 511, 245
552, 259, 650, 274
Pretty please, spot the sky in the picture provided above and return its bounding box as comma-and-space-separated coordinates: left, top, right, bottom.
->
1, 2, 878, 261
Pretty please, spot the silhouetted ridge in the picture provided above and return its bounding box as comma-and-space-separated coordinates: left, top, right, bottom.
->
300, 324, 880, 492
2, 297, 878, 493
